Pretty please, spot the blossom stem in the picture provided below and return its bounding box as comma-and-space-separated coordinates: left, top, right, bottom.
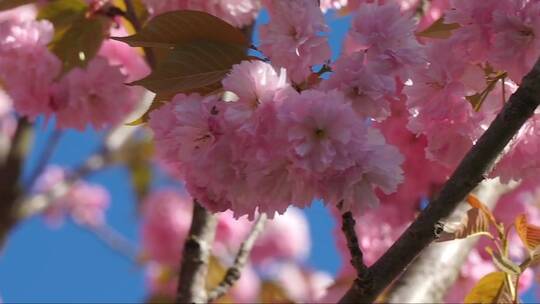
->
176, 201, 218, 304
206, 213, 267, 302
341, 210, 370, 285
339, 57, 540, 303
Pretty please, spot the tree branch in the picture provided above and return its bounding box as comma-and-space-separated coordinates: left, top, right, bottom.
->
0, 118, 32, 246
384, 179, 516, 303
176, 201, 218, 304
341, 210, 370, 286
207, 213, 267, 303
339, 58, 540, 303
16, 125, 138, 219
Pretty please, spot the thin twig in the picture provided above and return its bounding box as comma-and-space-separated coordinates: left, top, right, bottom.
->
176, 201, 218, 304
341, 210, 369, 281
207, 213, 267, 302
25, 129, 62, 190
87, 224, 139, 261
16, 126, 138, 219
339, 58, 540, 303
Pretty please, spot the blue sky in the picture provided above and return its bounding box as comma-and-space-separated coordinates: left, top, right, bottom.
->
0, 8, 537, 303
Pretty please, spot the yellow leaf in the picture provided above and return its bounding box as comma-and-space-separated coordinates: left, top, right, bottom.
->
416, 17, 460, 39
436, 208, 491, 242
206, 255, 227, 291
515, 214, 540, 251
465, 272, 515, 304
259, 281, 294, 304
467, 194, 497, 224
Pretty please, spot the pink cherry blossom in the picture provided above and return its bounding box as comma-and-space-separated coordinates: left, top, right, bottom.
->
260, 0, 331, 83
34, 166, 110, 228
142, 0, 188, 16
222, 60, 290, 127
99, 26, 150, 82
320, 127, 404, 214
188, 0, 261, 28
51, 56, 137, 130
346, 2, 423, 77
142, 0, 260, 28
320, 0, 348, 12
278, 89, 367, 173
493, 115, 540, 183
0, 90, 16, 139
404, 39, 507, 168
229, 264, 260, 303
251, 207, 310, 265
140, 189, 193, 265
489, 0, 540, 82
0, 18, 60, 120
0, 4, 37, 23
376, 98, 450, 217
144, 261, 177, 298
213, 210, 253, 256
445, 0, 505, 63
321, 52, 396, 120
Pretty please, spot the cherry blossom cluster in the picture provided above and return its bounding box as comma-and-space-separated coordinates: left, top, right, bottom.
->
0, 5, 147, 130
34, 165, 110, 228
139, 189, 330, 302
406, 0, 540, 183
149, 60, 404, 218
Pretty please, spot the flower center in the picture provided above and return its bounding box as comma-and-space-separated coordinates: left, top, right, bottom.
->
314, 128, 326, 139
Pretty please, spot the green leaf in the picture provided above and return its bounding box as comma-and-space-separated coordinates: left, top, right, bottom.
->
416, 17, 460, 39
37, 0, 87, 30
51, 16, 109, 73
0, 0, 34, 11
465, 272, 516, 304
436, 208, 491, 242
114, 10, 249, 48
131, 41, 247, 95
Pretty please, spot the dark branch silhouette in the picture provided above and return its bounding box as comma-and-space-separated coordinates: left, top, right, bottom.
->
339, 58, 540, 303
